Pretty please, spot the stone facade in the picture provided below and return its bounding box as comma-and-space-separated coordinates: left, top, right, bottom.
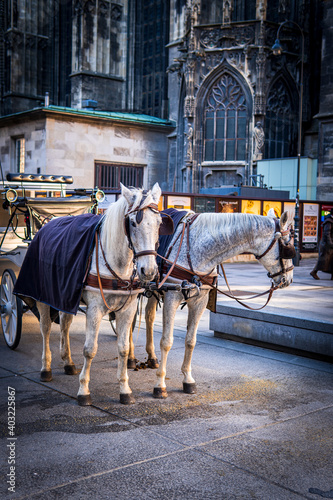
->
0, 1, 330, 200
0, 107, 174, 190
316, 0, 333, 201
166, 0, 318, 193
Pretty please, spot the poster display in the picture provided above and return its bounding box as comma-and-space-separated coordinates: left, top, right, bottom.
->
158, 196, 164, 211
241, 199, 261, 215
302, 203, 319, 243
167, 195, 191, 210
321, 205, 333, 222
284, 202, 296, 225
262, 201, 282, 218
218, 199, 239, 213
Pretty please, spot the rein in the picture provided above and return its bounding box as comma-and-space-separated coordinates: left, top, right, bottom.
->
88, 193, 160, 312
255, 218, 295, 280
88, 230, 136, 313
158, 252, 276, 310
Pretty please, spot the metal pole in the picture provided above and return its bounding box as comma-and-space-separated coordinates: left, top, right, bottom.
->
273, 21, 304, 266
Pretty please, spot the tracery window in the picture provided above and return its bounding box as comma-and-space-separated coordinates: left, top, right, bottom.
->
265, 79, 296, 159
204, 74, 247, 162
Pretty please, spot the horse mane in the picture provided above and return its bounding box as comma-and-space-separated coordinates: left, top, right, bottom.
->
192, 212, 274, 245
100, 187, 157, 252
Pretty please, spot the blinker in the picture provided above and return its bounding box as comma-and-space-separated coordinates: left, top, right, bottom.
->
136, 210, 143, 224
279, 242, 296, 259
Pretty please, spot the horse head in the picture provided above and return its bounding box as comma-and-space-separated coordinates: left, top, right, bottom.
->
257, 210, 295, 289
121, 183, 164, 283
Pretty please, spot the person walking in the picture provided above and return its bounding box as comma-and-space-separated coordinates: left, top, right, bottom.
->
310, 208, 333, 280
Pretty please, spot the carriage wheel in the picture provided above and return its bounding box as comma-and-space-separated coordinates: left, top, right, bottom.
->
0, 269, 23, 349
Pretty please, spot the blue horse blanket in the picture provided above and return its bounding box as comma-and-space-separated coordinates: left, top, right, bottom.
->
157, 208, 188, 268
14, 214, 101, 315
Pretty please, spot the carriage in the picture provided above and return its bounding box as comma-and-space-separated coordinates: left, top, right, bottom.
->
0, 172, 104, 350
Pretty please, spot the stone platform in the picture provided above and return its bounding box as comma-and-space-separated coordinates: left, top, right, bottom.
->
210, 257, 333, 362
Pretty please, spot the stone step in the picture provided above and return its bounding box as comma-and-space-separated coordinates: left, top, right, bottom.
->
210, 304, 333, 362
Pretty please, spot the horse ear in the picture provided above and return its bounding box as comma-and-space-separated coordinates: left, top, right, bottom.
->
280, 211, 289, 232
151, 183, 162, 204
266, 208, 276, 218
159, 213, 174, 235
121, 183, 135, 205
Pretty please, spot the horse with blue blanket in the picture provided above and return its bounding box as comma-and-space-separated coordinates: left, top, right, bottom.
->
15, 184, 170, 405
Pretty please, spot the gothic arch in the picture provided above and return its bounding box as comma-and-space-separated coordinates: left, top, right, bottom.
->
265, 71, 299, 159
194, 64, 253, 168
196, 62, 253, 118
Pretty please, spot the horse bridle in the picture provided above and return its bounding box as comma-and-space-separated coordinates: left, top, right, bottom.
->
255, 218, 295, 281
124, 190, 159, 260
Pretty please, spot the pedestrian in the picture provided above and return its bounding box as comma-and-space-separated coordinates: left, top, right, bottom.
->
310, 208, 333, 280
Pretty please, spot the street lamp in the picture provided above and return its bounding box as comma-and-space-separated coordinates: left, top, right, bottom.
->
272, 21, 304, 266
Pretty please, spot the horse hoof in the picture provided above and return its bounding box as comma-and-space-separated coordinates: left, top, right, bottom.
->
77, 394, 92, 406
183, 382, 196, 394
153, 387, 168, 399
64, 364, 78, 375
127, 358, 137, 370
120, 393, 135, 405
40, 370, 52, 382
147, 358, 159, 369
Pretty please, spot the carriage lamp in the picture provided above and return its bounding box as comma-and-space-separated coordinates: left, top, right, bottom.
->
94, 189, 105, 204
5, 189, 18, 204
272, 20, 304, 266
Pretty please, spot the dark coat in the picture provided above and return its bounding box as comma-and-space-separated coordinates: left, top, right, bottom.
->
316, 216, 333, 274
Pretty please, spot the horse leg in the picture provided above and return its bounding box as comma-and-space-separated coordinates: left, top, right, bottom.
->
38, 302, 53, 382
181, 290, 210, 394
145, 295, 159, 368
77, 304, 103, 406
153, 292, 182, 398
127, 326, 136, 370
116, 298, 138, 404
59, 312, 77, 375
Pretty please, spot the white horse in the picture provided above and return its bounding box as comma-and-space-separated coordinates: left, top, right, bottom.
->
37, 183, 164, 405
141, 210, 294, 398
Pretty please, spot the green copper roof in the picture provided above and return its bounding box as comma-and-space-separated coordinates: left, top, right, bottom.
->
0, 105, 176, 128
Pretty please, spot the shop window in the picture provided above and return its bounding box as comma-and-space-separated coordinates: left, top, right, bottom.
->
193, 197, 215, 213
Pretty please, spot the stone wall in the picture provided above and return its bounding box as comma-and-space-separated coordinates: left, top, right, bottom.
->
0, 108, 173, 191
0, 117, 47, 174
316, 0, 333, 201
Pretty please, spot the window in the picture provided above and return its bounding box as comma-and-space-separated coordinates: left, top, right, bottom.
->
15, 138, 25, 172
193, 197, 216, 213
95, 163, 144, 191
265, 79, 296, 159
204, 74, 248, 162
140, 0, 169, 118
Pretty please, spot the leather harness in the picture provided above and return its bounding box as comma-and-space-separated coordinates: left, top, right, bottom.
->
85, 194, 159, 311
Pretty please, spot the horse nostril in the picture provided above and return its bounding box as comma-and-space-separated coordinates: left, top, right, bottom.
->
141, 267, 146, 277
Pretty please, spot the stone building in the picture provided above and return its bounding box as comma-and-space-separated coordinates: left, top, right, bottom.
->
0, 0, 331, 199
166, 0, 321, 194
315, 0, 333, 200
